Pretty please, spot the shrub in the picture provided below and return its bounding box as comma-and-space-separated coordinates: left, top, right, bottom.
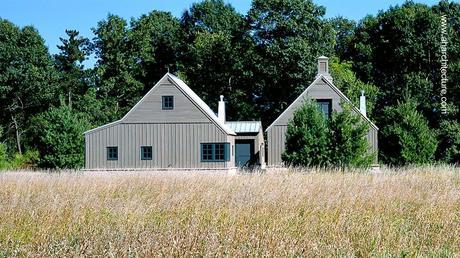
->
380, 101, 437, 166
436, 120, 460, 164
282, 100, 373, 168
282, 99, 330, 167
30, 105, 90, 169
329, 104, 375, 168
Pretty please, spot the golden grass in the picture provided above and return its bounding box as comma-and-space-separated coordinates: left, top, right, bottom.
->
1, 166, 460, 256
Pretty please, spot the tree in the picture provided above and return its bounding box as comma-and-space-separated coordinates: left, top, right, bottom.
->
30, 105, 90, 168
329, 57, 378, 117
380, 101, 438, 166
130, 11, 183, 94
328, 104, 374, 168
0, 19, 59, 155
436, 120, 460, 164
248, 0, 335, 125
329, 16, 356, 60
91, 14, 143, 121
282, 100, 330, 167
54, 29, 90, 108
180, 0, 257, 120
0, 127, 8, 169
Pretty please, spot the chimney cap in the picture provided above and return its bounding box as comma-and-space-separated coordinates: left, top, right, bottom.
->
318, 55, 329, 60
220, 95, 224, 101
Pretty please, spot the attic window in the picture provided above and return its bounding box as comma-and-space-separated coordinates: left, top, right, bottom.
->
319, 62, 327, 73
162, 96, 174, 110
317, 99, 332, 119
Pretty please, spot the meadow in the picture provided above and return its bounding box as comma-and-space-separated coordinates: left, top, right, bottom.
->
1, 166, 459, 256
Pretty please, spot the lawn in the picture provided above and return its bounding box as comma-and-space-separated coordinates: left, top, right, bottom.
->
1, 167, 459, 256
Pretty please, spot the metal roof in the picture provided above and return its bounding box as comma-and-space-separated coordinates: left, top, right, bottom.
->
225, 121, 261, 133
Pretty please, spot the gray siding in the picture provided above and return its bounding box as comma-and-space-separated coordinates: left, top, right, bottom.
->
123, 80, 210, 123
266, 77, 378, 166
85, 123, 235, 169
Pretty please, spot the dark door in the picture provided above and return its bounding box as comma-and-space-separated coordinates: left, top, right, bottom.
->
235, 140, 254, 167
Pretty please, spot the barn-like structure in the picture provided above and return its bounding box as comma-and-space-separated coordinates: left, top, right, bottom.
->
84, 73, 265, 170
266, 56, 379, 166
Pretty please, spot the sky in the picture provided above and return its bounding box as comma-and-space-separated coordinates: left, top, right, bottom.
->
1, 0, 440, 64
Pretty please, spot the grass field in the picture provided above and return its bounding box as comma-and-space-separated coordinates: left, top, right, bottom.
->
1, 166, 460, 256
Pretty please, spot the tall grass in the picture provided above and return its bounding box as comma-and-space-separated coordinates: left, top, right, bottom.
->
1, 167, 459, 256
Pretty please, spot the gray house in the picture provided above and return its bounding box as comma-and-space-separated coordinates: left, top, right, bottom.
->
266, 56, 379, 166
84, 73, 265, 170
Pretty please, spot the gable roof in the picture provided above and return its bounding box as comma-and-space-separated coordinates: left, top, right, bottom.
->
84, 73, 236, 135
225, 121, 261, 134
266, 75, 378, 132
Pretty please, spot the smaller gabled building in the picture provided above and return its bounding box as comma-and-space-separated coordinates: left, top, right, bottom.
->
266, 56, 379, 166
226, 121, 265, 168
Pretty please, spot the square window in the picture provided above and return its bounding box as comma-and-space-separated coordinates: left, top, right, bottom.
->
201, 144, 213, 161
141, 146, 152, 160
316, 99, 332, 119
107, 146, 118, 160
162, 96, 174, 110
215, 143, 225, 161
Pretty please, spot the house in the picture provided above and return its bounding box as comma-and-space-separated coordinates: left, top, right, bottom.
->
84, 73, 265, 171
266, 56, 379, 166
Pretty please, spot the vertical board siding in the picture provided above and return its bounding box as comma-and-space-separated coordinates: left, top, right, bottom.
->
85, 123, 234, 169
267, 125, 287, 166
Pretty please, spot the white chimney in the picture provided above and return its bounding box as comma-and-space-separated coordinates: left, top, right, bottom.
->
317, 56, 333, 82
360, 90, 367, 117
218, 95, 226, 123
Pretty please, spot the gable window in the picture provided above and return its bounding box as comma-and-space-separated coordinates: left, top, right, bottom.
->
162, 96, 174, 110
107, 146, 118, 161
141, 146, 152, 160
317, 99, 332, 119
201, 143, 230, 162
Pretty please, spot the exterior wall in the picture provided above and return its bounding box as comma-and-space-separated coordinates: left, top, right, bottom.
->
85, 123, 235, 169
234, 129, 266, 166
267, 77, 378, 166
123, 79, 210, 123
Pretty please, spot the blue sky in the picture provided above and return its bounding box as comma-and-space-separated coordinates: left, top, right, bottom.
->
1, 0, 439, 60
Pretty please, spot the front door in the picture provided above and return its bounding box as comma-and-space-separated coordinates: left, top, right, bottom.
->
235, 140, 254, 167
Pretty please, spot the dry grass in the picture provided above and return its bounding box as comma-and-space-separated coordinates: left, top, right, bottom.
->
1, 166, 460, 257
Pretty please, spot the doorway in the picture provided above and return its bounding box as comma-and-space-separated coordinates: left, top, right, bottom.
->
235, 140, 254, 167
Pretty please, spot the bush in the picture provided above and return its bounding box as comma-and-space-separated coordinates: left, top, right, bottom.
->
329, 104, 375, 168
282, 99, 330, 167
437, 120, 460, 164
9, 150, 40, 169
282, 100, 373, 168
380, 101, 437, 166
30, 105, 90, 169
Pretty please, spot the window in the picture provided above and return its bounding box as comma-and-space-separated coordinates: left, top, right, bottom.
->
317, 99, 332, 119
201, 143, 230, 162
107, 147, 118, 160
141, 146, 152, 160
162, 96, 174, 110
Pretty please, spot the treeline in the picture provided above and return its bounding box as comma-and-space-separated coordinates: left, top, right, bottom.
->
0, 0, 458, 169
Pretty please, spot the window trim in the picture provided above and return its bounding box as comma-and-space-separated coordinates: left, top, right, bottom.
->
140, 146, 153, 160
200, 143, 230, 162
162, 95, 174, 110
316, 99, 332, 119
107, 146, 118, 161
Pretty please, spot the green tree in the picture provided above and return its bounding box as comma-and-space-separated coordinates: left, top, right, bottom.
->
30, 105, 90, 168
436, 120, 460, 164
329, 16, 356, 59
329, 57, 378, 116
91, 14, 143, 120
282, 100, 330, 167
130, 11, 183, 94
380, 101, 438, 166
329, 104, 374, 168
0, 128, 8, 169
248, 0, 335, 124
180, 0, 257, 120
54, 29, 90, 108
0, 19, 59, 155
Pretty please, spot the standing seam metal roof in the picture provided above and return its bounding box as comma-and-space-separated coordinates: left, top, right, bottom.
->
225, 121, 261, 133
